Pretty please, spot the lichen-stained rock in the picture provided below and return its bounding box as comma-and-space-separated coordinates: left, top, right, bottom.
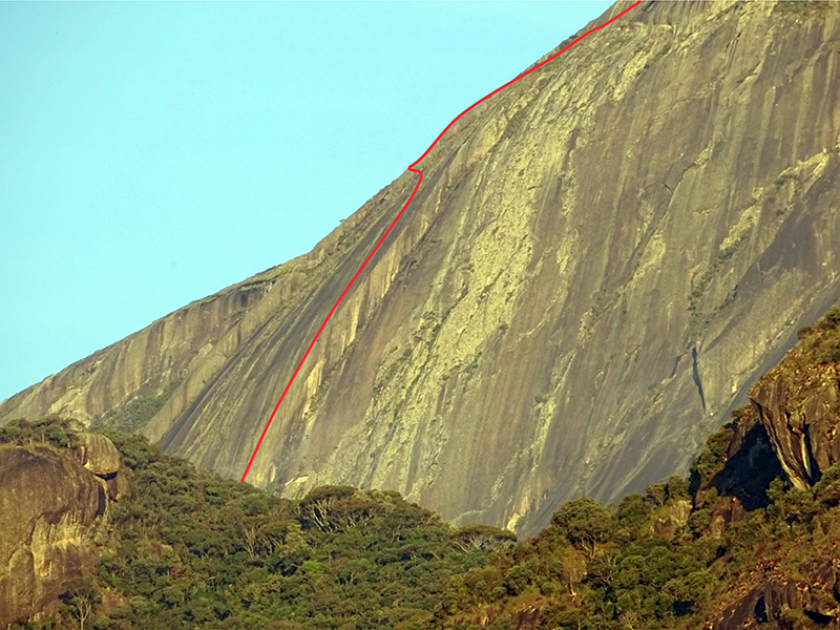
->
707, 496, 747, 538
4, 1, 840, 537
0, 445, 106, 627
75, 433, 129, 500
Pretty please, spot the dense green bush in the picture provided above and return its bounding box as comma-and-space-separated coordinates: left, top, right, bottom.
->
0, 415, 82, 448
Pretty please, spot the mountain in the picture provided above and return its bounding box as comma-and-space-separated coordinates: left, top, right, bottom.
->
5, 302, 840, 629
3, 0, 840, 537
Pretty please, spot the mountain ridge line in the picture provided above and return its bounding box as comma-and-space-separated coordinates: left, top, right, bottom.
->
240, 0, 643, 482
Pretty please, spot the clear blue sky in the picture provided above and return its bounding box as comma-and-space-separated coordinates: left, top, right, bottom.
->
0, 1, 612, 402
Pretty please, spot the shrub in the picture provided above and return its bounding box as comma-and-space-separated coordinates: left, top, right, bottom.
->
814, 463, 840, 506
822, 305, 840, 329
767, 480, 819, 531
690, 424, 736, 493
503, 564, 534, 595
665, 476, 690, 501
0, 416, 82, 449
490, 586, 507, 601
551, 497, 612, 557
644, 483, 667, 508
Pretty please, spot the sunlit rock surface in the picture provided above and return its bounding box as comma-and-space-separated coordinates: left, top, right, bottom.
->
75, 433, 129, 500
3, 1, 840, 536
0, 446, 107, 626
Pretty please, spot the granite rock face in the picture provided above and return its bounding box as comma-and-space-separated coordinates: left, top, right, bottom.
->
3, 1, 840, 536
0, 446, 109, 627
744, 310, 840, 493
752, 362, 840, 490
75, 433, 129, 500
76, 433, 122, 477
710, 559, 840, 630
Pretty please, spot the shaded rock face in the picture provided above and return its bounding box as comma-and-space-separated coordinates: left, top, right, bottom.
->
710, 559, 840, 630
4, 1, 840, 536
703, 408, 785, 512
0, 446, 108, 627
510, 606, 542, 630
752, 363, 840, 490
707, 495, 747, 538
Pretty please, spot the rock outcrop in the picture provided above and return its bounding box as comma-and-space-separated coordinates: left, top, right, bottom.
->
710, 559, 840, 630
75, 432, 129, 500
0, 445, 110, 627
3, 1, 840, 536
751, 347, 840, 490
648, 499, 692, 539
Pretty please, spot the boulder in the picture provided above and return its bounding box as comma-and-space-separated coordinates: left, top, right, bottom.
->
751, 350, 840, 490
0, 445, 106, 627
75, 433, 121, 478
648, 499, 692, 539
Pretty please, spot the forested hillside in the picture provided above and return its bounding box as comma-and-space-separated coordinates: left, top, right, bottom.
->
1, 418, 501, 630
6, 304, 840, 630
4, 417, 839, 630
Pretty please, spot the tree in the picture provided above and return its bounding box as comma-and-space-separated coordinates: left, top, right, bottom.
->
502, 563, 534, 595
767, 481, 818, 531
665, 476, 690, 501
551, 497, 612, 559
644, 483, 667, 508
241, 515, 266, 559
60, 577, 100, 630
663, 570, 713, 615
815, 462, 840, 507
450, 524, 517, 552
299, 485, 357, 531
616, 494, 650, 536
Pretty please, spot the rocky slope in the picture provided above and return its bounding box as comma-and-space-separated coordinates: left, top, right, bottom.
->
698, 307, 840, 630
440, 308, 840, 630
0, 427, 125, 627
7, 298, 840, 630
3, 1, 840, 536
751, 321, 840, 490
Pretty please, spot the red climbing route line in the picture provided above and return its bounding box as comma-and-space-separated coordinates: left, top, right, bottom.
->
240, 1, 642, 483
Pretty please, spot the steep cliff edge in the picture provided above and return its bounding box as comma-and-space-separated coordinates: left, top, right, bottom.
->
0, 428, 125, 627
751, 310, 840, 490
3, 1, 840, 536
